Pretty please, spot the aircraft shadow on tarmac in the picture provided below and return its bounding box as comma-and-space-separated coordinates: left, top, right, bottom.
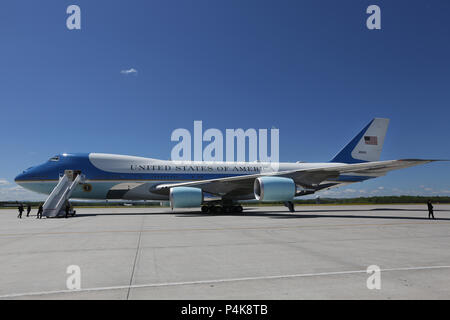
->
175, 210, 450, 221
74, 207, 450, 221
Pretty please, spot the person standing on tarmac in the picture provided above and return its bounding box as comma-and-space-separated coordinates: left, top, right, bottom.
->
65, 203, 70, 218
26, 204, 31, 217
17, 203, 24, 219
37, 204, 43, 219
427, 200, 435, 219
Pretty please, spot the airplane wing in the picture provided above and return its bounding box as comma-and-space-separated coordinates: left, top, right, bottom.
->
153, 159, 440, 198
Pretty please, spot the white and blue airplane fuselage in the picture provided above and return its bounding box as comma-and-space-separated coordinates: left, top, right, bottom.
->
14, 118, 439, 212
15, 153, 363, 200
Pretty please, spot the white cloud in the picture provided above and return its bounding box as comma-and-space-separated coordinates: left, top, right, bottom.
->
7, 185, 26, 192
0, 183, 46, 201
0, 179, 10, 186
120, 68, 138, 75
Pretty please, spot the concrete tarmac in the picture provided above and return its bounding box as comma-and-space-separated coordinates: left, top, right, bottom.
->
0, 204, 449, 299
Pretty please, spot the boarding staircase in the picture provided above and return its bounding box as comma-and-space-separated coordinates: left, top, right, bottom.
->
43, 170, 83, 218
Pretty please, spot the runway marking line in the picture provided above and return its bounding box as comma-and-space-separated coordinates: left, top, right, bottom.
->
0, 265, 449, 299
0, 220, 448, 237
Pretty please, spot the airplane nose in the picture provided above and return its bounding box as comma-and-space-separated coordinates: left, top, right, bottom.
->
15, 172, 26, 183
15, 167, 33, 183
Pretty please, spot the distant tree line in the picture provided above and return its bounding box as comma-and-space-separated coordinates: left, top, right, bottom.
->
294, 196, 450, 205
252, 196, 450, 205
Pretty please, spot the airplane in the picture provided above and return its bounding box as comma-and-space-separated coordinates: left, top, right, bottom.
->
14, 118, 440, 216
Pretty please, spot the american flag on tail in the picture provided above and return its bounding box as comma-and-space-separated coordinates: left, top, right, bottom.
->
364, 136, 378, 145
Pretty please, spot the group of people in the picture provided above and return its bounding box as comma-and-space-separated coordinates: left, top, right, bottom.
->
17, 203, 43, 219
17, 203, 73, 219
16, 201, 436, 219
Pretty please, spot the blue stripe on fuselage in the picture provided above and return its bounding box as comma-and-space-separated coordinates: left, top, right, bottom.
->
14, 153, 249, 182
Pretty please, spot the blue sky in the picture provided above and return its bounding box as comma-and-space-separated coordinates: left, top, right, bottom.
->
0, 0, 449, 200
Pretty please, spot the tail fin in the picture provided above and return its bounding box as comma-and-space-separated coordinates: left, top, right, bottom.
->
330, 118, 390, 163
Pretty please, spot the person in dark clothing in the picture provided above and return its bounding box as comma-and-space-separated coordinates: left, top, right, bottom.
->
26, 204, 31, 217
37, 204, 43, 219
427, 200, 435, 219
17, 203, 24, 219
65, 203, 70, 218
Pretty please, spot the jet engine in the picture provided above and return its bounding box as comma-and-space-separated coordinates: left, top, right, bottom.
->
169, 187, 203, 208
254, 176, 295, 201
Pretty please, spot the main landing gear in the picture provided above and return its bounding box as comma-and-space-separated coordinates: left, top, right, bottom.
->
201, 205, 243, 214
284, 201, 295, 213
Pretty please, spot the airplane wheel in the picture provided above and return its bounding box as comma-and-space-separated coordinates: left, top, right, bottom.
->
212, 206, 223, 214
224, 206, 232, 213
201, 206, 209, 213
230, 206, 237, 213
236, 205, 243, 213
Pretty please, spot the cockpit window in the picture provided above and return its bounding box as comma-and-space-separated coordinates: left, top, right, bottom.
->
49, 156, 60, 162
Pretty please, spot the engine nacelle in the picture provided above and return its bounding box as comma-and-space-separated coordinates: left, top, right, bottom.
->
254, 176, 295, 201
169, 187, 203, 208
